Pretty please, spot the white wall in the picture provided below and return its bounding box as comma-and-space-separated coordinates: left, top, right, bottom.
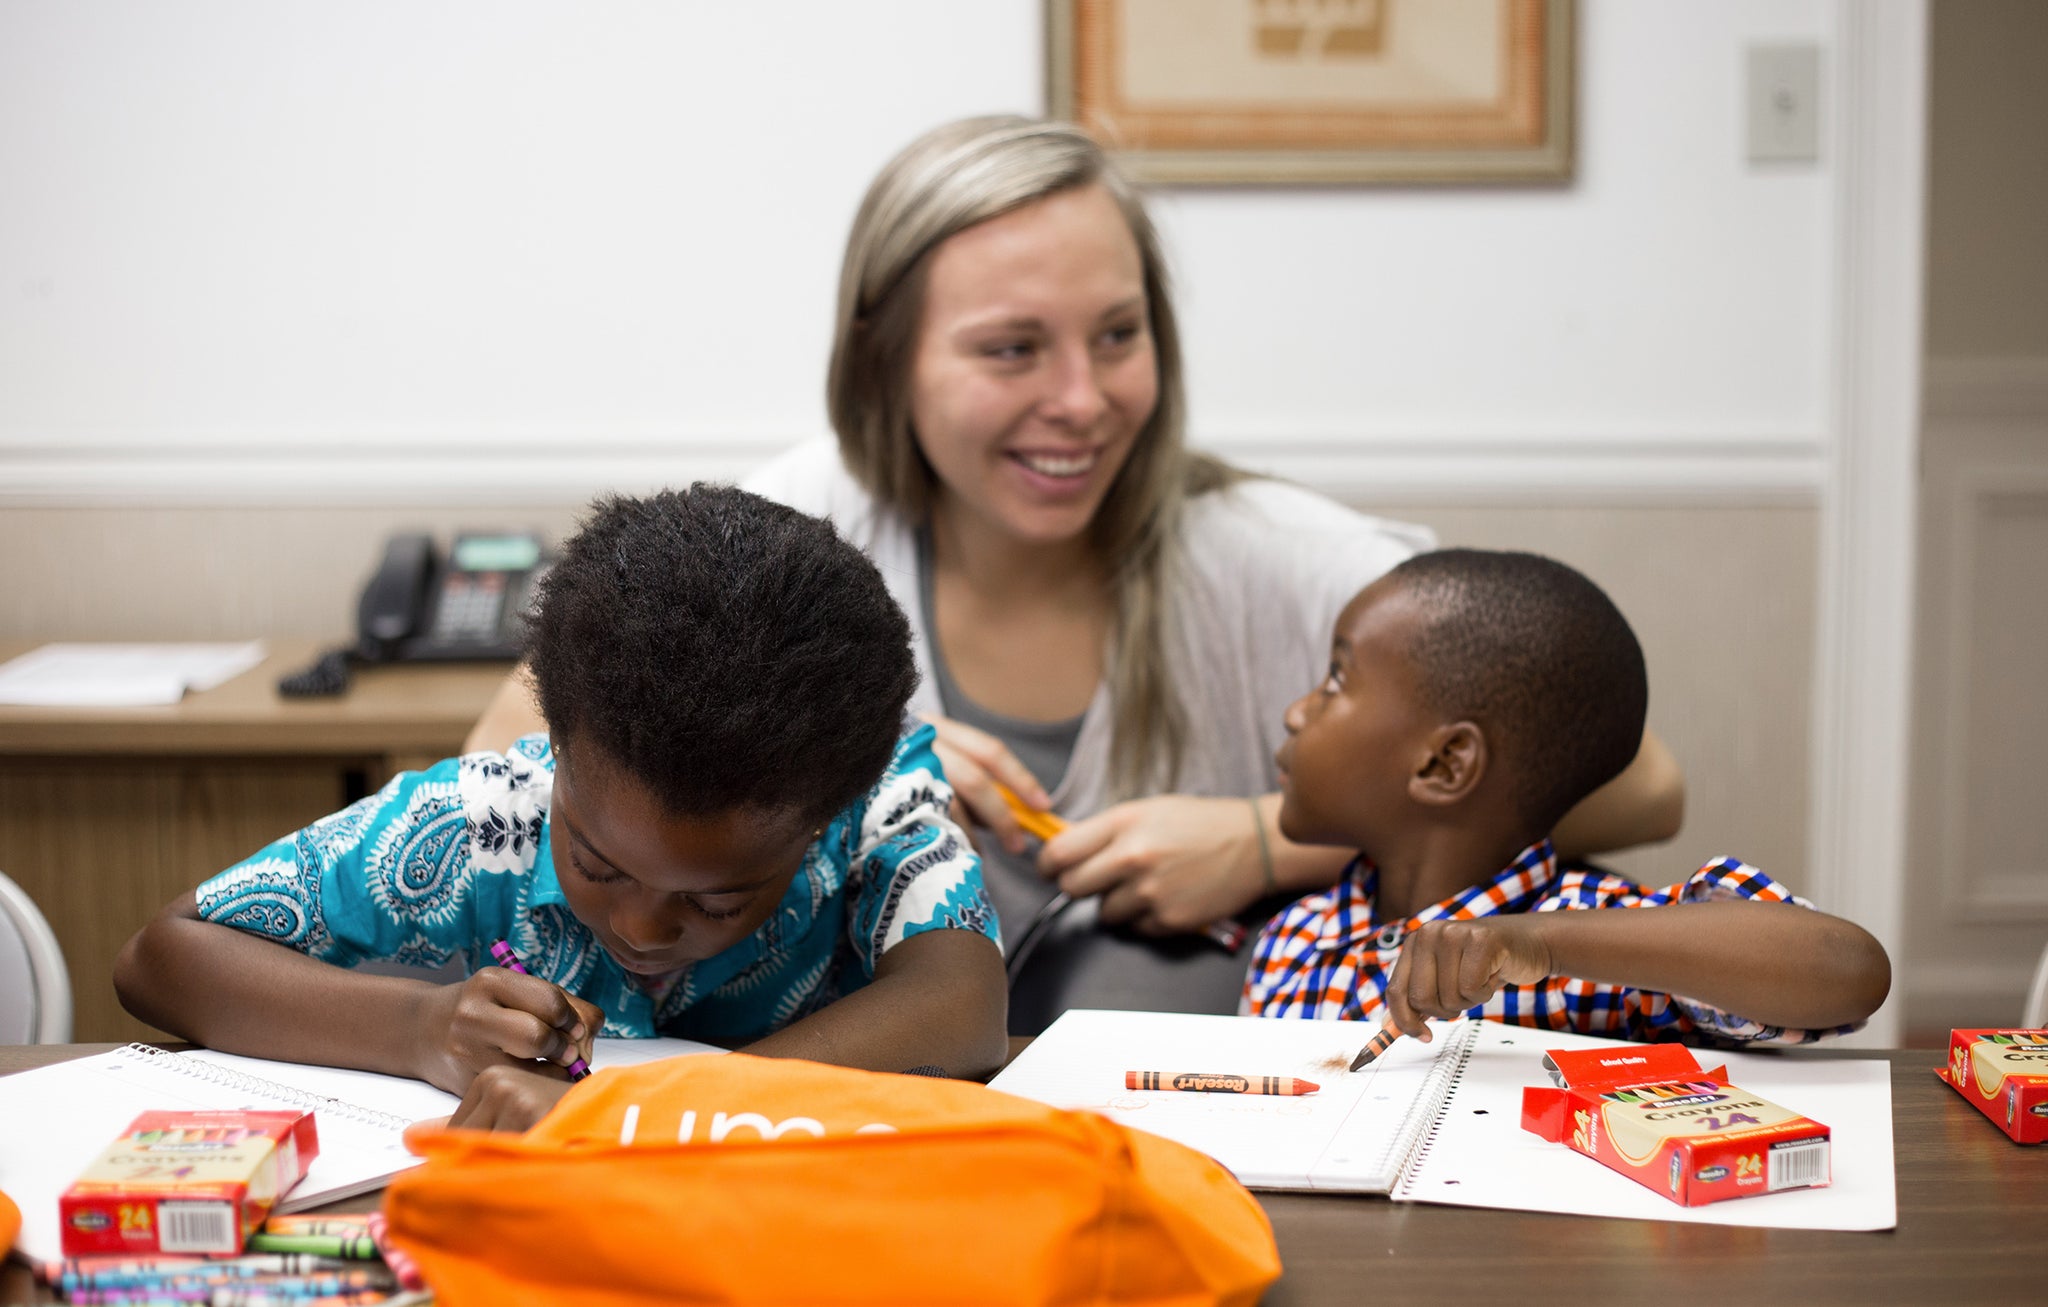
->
0, 0, 1934, 1039
1907, 0, 2048, 1036
0, 0, 1839, 505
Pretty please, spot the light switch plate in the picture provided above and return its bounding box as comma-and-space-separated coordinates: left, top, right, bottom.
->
1747, 44, 1822, 163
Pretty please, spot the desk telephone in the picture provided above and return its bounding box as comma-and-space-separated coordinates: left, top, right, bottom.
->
279, 532, 550, 697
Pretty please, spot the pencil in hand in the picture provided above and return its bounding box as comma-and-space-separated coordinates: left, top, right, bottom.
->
991, 784, 1247, 953
489, 939, 593, 1081
1348, 1023, 1402, 1072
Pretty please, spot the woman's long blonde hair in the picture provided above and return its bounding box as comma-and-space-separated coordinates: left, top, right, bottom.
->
826, 115, 1237, 797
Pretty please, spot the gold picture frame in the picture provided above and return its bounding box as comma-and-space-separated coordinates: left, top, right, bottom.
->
1047, 0, 1575, 184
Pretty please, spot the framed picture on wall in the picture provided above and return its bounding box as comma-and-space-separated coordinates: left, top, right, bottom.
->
1047, 0, 1575, 184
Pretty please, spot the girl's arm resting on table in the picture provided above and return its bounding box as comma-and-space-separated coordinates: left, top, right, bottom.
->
446, 931, 1010, 1131
739, 929, 1009, 1081
1551, 726, 1686, 860
114, 893, 599, 1097
1381, 900, 1892, 1039
462, 664, 546, 756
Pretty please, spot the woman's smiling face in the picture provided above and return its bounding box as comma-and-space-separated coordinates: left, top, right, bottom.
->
907, 181, 1159, 551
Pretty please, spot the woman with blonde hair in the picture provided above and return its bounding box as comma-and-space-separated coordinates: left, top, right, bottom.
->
469, 115, 1683, 1031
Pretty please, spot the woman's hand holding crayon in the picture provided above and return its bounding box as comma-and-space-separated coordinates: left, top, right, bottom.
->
1035, 794, 1265, 942
923, 714, 1055, 856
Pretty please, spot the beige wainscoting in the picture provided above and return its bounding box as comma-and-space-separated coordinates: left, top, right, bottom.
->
1, 497, 1821, 884
1908, 362, 2048, 1040
0, 506, 588, 644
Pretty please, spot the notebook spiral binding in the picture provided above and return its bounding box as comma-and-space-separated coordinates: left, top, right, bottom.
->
1387, 1019, 1483, 1198
117, 1043, 416, 1134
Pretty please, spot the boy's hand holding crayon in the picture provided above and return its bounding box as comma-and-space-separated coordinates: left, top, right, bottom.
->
1380, 917, 1553, 1040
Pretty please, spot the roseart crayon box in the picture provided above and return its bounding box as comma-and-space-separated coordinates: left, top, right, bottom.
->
1520, 1043, 1830, 1207
1938, 1028, 2048, 1144
60, 1109, 319, 1255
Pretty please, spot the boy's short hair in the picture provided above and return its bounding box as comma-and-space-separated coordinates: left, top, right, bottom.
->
1387, 549, 1647, 835
526, 485, 917, 826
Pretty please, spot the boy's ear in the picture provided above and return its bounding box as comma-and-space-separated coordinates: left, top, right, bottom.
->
1409, 721, 1486, 807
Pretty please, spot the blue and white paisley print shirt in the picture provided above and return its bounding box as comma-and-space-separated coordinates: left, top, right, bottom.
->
194, 725, 1000, 1045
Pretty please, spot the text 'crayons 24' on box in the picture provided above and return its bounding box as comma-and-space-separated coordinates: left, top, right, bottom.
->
59, 1110, 319, 1255
1939, 1028, 2048, 1144
1520, 1043, 1830, 1207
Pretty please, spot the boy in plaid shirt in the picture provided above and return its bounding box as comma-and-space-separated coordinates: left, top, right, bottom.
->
1242, 549, 1890, 1046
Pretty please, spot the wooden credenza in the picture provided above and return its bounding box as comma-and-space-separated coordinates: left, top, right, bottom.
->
0, 641, 511, 1043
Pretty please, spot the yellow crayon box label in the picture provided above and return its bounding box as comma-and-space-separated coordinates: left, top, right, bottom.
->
1597, 1082, 1810, 1167
1942, 1028, 2048, 1145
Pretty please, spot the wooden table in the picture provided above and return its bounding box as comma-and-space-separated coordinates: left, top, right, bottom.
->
0, 643, 510, 1042
2, 1045, 2041, 1305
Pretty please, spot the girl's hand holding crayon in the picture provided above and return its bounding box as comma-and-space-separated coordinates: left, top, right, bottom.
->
409, 961, 604, 1099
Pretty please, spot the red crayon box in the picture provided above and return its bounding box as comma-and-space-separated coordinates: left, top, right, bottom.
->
1520, 1043, 1830, 1207
60, 1110, 320, 1256
1937, 1027, 2048, 1144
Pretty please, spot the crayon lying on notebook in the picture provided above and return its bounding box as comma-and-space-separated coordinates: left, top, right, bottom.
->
489, 939, 593, 1081
993, 784, 1248, 953
1125, 1070, 1320, 1096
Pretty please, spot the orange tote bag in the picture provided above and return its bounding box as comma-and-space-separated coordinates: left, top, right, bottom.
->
382, 1053, 1279, 1307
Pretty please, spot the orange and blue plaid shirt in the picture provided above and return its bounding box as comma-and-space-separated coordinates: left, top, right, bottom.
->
1241, 840, 1859, 1045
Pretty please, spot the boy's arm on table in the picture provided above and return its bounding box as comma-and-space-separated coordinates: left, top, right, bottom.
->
115, 893, 598, 1097
1552, 726, 1686, 860
1381, 899, 1892, 1039
462, 664, 546, 755
739, 929, 1009, 1080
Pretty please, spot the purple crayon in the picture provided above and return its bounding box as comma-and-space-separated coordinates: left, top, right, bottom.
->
490, 939, 592, 1081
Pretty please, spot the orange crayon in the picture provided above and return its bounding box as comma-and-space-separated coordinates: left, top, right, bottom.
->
996, 784, 1247, 953
1125, 1070, 1320, 1096
1348, 1023, 1401, 1071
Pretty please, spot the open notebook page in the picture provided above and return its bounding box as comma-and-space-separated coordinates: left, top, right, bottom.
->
987, 1008, 1467, 1191
1394, 1022, 1897, 1231
2, 1037, 717, 1266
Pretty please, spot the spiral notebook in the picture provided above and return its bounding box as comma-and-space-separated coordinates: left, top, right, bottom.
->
988, 1009, 1897, 1230
1, 1038, 716, 1265
989, 1008, 1477, 1192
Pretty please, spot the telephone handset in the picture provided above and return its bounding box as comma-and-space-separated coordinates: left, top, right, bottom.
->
357, 531, 548, 663
280, 531, 550, 697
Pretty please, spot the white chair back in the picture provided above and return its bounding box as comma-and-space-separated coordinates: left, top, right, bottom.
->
0, 870, 72, 1043
2024, 942, 2048, 1030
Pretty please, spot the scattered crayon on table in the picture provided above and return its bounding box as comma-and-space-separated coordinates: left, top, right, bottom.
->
1124, 1070, 1320, 1096
241, 1232, 380, 1260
